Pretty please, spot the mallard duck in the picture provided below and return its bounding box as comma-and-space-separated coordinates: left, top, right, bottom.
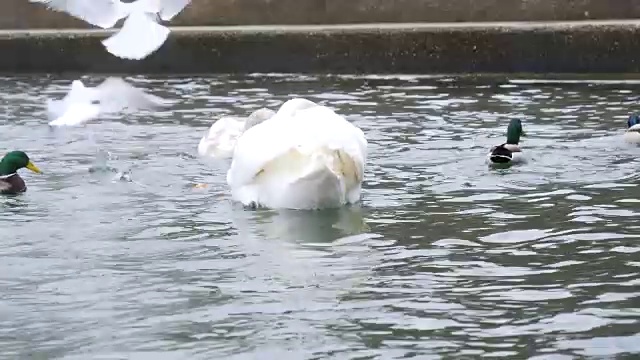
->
0, 151, 42, 195
487, 119, 526, 165
623, 114, 640, 144
47, 77, 173, 127
197, 108, 276, 158
226, 98, 368, 210
29, 0, 193, 60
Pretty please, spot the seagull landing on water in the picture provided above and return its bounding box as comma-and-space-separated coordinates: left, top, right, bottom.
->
46, 77, 175, 126
29, 0, 192, 60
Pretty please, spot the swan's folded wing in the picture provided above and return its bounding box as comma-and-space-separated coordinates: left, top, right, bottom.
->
30, 0, 122, 29
205, 117, 246, 139
295, 106, 368, 181
228, 105, 367, 187
276, 98, 320, 117
227, 114, 297, 187
198, 117, 246, 157
95, 77, 175, 113
296, 105, 367, 158
159, 0, 192, 20
101, 11, 170, 60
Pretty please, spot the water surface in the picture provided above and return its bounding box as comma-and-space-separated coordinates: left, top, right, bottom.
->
1, 74, 639, 359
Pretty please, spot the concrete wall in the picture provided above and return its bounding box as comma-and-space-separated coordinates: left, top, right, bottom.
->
5, 0, 640, 29
2, 22, 640, 74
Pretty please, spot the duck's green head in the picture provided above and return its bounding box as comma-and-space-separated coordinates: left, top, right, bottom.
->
506, 119, 525, 144
0, 151, 42, 176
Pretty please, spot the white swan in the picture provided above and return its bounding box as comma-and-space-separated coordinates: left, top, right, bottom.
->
29, 0, 192, 60
226, 98, 368, 210
47, 77, 173, 126
197, 108, 276, 158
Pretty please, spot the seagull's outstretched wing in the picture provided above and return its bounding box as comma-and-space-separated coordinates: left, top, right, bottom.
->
95, 77, 176, 113
29, 0, 123, 29
159, 0, 192, 20
46, 98, 65, 121
45, 80, 89, 121
48, 103, 102, 126
101, 11, 170, 60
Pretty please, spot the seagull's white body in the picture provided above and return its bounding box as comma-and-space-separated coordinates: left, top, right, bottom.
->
47, 77, 173, 126
30, 0, 192, 60
623, 124, 640, 144
197, 108, 276, 159
226, 98, 368, 210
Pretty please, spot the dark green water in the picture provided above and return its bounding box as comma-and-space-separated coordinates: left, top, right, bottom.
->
0, 74, 639, 359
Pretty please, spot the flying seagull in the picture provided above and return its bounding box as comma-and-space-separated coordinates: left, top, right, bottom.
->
29, 0, 192, 60
46, 77, 175, 126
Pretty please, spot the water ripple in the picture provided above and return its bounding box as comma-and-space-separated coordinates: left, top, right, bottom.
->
0, 74, 639, 358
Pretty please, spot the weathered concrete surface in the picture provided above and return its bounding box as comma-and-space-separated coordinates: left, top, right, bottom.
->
6, 0, 640, 28
1, 21, 640, 74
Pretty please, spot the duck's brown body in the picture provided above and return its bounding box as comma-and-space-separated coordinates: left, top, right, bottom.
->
0, 174, 27, 195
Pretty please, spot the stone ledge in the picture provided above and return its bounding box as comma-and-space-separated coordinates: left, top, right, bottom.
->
1, 21, 639, 74
7, 0, 640, 28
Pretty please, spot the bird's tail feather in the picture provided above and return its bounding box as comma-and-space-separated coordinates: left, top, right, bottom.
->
489, 144, 513, 164
331, 149, 363, 188
102, 11, 170, 60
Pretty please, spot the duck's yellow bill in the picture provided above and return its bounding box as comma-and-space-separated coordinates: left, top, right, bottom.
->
26, 161, 42, 174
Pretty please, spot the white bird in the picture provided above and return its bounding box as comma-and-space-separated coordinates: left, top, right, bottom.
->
47, 77, 173, 126
29, 0, 192, 60
226, 98, 368, 210
197, 108, 276, 159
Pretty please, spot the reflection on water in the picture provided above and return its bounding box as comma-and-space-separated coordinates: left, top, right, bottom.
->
0, 74, 639, 359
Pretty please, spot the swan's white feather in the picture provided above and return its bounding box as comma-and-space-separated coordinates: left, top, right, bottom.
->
243, 108, 277, 131
47, 77, 173, 126
274, 98, 319, 117
198, 116, 246, 158
102, 11, 170, 60
29, 0, 123, 29
227, 99, 368, 209
198, 108, 277, 158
